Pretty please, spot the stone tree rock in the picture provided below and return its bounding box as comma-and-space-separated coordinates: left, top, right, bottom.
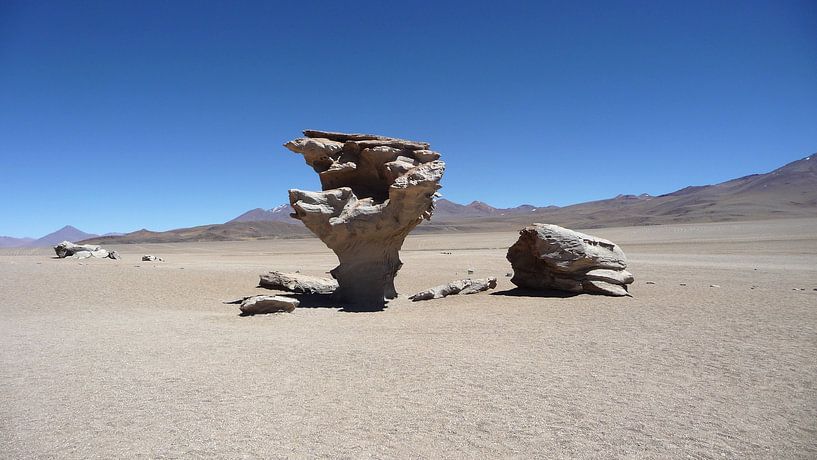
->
284, 130, 445, 309
506, 224, 634, 296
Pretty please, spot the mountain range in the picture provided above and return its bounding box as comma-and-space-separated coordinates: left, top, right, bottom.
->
0, 225, 101, 249
3, 153, 814, 247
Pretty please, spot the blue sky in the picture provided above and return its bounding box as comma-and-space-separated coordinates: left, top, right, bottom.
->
1, 0, 816, 237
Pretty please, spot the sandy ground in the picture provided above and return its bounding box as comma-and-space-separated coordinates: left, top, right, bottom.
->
1, 218, 816, 458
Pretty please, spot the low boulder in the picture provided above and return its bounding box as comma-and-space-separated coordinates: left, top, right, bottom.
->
506, 224, 634, 296
259, 271, 338, 295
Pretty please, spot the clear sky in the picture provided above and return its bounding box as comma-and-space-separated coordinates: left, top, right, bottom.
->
1, 0, 816, 238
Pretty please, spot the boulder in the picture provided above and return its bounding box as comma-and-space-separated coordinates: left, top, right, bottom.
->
409, 277, 498, 301
506, 224, 634, 296
53, 241, 111, 259
258, 271, 338, 295
284, 130, 445, 309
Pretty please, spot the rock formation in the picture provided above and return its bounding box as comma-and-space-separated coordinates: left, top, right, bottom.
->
259, 271, 338, 295
224, 295, 299, 315
284, 130, 445, 309
506, 224, 634, 296
53, 241, 118, 259
409, 277, 498, 301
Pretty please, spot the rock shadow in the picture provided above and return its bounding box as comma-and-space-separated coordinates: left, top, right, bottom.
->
286, 293, 388, 313
490, 288, 580, 298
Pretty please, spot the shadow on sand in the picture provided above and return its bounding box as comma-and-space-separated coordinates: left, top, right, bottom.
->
490, 287, 580, 298
254, 292, 388, 313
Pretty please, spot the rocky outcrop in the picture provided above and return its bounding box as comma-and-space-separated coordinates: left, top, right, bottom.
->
258, 271, 338, 295
224, 295, 299, 315
284, 130, 445, 309
506, 224, 634, 296
409, 277, 498, 301
53, 241, 118, 259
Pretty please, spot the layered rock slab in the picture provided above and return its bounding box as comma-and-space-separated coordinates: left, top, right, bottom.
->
258, 271, 338, 295
284, 130, 445, 309
506, 224, 634, 296
409, 277, 498, 301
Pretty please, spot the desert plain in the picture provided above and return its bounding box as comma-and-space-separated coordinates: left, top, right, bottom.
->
1, 218, 816, 458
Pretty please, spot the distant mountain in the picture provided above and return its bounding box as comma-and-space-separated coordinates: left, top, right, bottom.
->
226, 200, 555, 224
0, 236, 35, 248
29, 225, 99, 247
432, 199, 556, 219
0, 226, 101, 248
82, 220, 310, 244
227, 204, 296, 223
53, 153, 817, 245
423, 154, 817, 230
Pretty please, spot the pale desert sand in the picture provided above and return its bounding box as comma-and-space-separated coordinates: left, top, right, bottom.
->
1, 219, 816, 458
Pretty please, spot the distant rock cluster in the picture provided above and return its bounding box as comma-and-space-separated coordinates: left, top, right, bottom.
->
53, 241, 119, 260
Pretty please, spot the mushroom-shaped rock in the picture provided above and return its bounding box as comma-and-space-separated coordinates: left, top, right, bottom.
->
506, 224, 634, 296
284, 130, 445, 309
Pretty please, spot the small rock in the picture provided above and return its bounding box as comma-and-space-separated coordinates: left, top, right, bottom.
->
680, 283, 687, 286
645, 281, 656, 285
142, 255, 163, 262
710, 284, 720, 288
108, 251, 120, 260
466, 268, 475, 274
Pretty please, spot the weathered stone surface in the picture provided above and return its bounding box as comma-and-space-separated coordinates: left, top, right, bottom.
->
284, 130, 445, 309
225, 295, 298, 315
53, 241, 111, 259
409, 277, 498, 301
259, 271, 338, 295
507, 224, 634, 296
